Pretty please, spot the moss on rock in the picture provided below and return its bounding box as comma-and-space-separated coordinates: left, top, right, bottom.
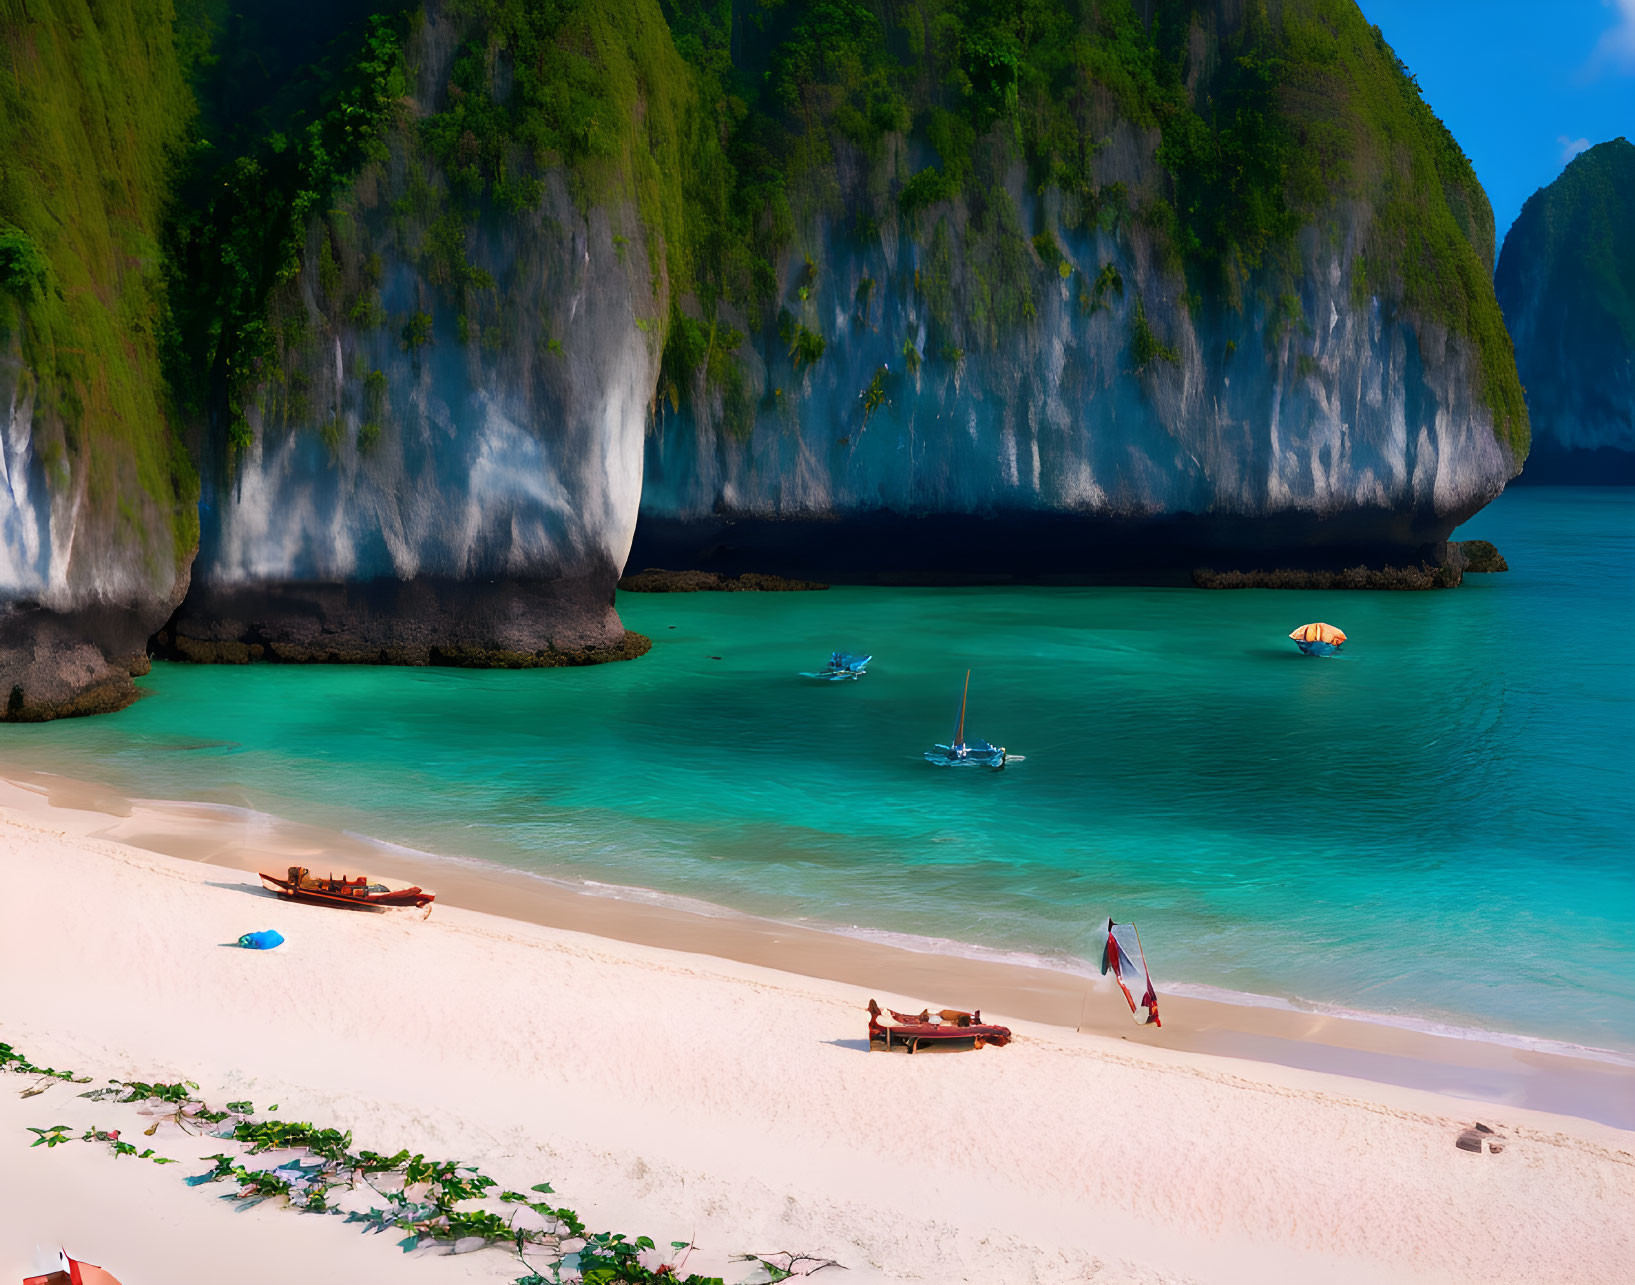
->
0, 0, 200, 577
618, 568, 828, 592
1455, 539, 1508, 573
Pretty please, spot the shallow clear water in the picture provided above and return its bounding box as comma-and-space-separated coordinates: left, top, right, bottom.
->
5, 488, 1632, 1052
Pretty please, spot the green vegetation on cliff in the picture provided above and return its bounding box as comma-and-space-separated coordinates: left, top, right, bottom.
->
1497, 138, 1635, 349
162, 11, 407, 454
0, 0, 199, 571
650, 0, 1526, 454
1494, 136, 1633, 465
170, 0, 730, 456
423, 0, 706, 270
5, 0, 1525, 493
430, 0, 750, 406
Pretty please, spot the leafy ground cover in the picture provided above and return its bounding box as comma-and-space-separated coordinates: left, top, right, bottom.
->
4, 1038, 837, 1284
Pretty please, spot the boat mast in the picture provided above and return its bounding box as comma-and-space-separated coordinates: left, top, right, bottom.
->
1131, 920, 1156, 1017
956, 669, 970, 745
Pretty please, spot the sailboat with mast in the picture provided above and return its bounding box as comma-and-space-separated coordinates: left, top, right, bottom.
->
924, 670, 1007, 769
799, 650, 871, 681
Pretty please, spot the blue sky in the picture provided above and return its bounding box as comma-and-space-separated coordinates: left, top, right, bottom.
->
1355, 0, 1635, 254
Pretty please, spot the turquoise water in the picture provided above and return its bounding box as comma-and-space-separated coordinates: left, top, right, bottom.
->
5, 488, 1632, 1054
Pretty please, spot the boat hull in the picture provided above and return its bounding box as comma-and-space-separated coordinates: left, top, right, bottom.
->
1294, 639, 1341, 657
924, 746, 1007, 769
866, 1000, 1012, 1052
259, 872, 435, 911
802, 651, 870, 680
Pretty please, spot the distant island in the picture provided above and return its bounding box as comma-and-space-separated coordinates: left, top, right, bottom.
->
1496, 137, 1635, 484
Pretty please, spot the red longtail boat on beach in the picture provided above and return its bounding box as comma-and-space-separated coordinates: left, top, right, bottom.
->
260, 865, 435, 912
866, 999, 1012, 1053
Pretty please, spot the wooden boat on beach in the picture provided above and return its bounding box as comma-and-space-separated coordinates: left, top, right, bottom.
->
260, 865, 435, 912
866, 999, 1012, 1052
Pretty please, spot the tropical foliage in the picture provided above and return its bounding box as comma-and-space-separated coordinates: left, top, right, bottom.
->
162, 14, 407, 455
8, 0, 1528, 480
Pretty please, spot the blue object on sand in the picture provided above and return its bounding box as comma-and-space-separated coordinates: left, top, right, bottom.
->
237, 929, 285, 950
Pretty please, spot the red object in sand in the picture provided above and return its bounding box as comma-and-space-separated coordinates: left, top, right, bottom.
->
260, 865, 435, 911
866, 999, 1012, 1052
24, 1250, 123, 1285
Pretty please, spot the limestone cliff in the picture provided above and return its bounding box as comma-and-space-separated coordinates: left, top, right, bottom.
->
638, 193, 1516, 579
633, 0, 1526, 580
0, 0, 197, 719
161, 0, 690, 662
1496, 138, 1635, 484
1, 0, 1534, 717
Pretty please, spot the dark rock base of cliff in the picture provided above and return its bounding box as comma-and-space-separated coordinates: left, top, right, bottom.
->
618, 568, 829, 592
1192, 536, 1506, 588
1512, 443, 1635, 485
1193, 563, 1463, 590
626, 507, 1471, 587
155, 576, 648, 669
1453, 540, 1508, 573
0, 603, 164, 722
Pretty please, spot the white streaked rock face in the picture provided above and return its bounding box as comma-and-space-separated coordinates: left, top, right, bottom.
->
194, 182, 658, 599
0, 361, 47, 598
641, 195, 1517, 538
191, 7, 658, 603
0, 339, 186, 615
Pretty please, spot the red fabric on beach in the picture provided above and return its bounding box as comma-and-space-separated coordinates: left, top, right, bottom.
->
1103, 921, 1161, 1026
23, 1253, 123, 1285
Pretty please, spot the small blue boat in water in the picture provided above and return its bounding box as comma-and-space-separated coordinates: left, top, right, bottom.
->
801, 651, 871, 681
925, 670, 1007, 769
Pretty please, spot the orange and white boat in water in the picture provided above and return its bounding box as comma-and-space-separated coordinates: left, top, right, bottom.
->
1289, 622, 1346, 656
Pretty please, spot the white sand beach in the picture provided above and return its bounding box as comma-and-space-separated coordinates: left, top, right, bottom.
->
1, 775, 1631, 1285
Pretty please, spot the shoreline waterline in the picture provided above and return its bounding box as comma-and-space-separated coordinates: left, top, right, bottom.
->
4, 489, 1629, 1060
4, 766, 1630, 1129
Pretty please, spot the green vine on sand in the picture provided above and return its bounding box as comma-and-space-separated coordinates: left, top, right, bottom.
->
5, 1040, 838, 1284
0, 1042, 85, 1086
28, 1123, 179, 1165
